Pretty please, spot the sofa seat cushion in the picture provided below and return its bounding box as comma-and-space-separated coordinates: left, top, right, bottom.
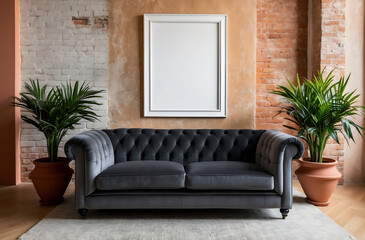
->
185, 161, 274, 190
96, 161, 185, 190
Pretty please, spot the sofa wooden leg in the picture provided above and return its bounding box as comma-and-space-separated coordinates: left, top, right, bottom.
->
280, 209, 289, 219
78, 209, 88, 218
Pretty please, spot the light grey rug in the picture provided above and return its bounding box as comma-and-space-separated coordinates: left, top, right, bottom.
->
19, 191, 355, 240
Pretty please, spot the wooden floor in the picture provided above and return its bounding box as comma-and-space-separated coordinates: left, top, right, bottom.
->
0, 181, 364, 240
293, 181, 365, 239
0, 183, 74, 240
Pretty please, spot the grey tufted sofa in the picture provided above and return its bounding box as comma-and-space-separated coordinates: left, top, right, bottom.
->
65, 128, 304, 218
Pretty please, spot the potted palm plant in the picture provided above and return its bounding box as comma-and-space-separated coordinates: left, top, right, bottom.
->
272, 69, 363, 206
13, 79, 103, 205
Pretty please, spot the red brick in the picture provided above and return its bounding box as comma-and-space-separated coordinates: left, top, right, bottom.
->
72, 17, 89, 26
256, 0, 345, 183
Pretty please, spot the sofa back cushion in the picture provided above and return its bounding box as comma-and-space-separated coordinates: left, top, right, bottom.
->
102, 129, 265, 165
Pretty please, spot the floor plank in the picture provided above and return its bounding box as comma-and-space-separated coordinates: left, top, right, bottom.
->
0, 183, 73, 240
0, 181, 364, 240
293, 181, 365, 240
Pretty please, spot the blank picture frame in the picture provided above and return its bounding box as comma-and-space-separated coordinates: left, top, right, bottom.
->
144, 14, 227, 117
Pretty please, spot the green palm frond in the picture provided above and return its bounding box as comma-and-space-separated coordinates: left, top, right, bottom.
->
271, 69, 363, 163
12, 79, 104, 162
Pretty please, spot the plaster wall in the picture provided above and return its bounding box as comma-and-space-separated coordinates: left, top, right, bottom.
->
345, 0, 365, 183
108, 0, 256, 130
0, 0, 20, 185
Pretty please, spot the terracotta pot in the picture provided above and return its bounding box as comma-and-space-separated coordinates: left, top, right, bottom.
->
295, 157, 342, 206
29, 157, 74, 205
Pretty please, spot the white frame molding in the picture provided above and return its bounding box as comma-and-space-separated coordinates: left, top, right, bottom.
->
144, 14, 227, 117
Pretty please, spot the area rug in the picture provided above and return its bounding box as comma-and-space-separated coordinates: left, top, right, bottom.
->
19, 191, 355, 240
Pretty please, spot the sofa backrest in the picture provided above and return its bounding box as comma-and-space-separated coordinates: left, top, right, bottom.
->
102, 129, 265, 165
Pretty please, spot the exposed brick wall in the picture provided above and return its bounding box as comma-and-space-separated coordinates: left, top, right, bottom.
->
308, 0, 322, 77
20, 0, 109, 182
320, 0, 346, 76
257, 0, 346, 183
18, 0, 347, 183
319, 0, 346, 184
256, 0, 308, 133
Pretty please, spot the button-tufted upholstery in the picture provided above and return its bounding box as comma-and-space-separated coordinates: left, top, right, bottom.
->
102, 129, 265, 165
65, 128, 304, 216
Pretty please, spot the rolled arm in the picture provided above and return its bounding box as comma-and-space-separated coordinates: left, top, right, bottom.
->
65, 130, 114, 209
256, 130, 304, 208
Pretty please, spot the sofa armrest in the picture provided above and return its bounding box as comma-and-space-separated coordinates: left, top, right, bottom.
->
65, 130, 114, 209
255, 130, 304, 208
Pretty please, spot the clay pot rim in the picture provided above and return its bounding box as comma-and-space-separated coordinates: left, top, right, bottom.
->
298, 157, 338, 167
33, 157, 71, 166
